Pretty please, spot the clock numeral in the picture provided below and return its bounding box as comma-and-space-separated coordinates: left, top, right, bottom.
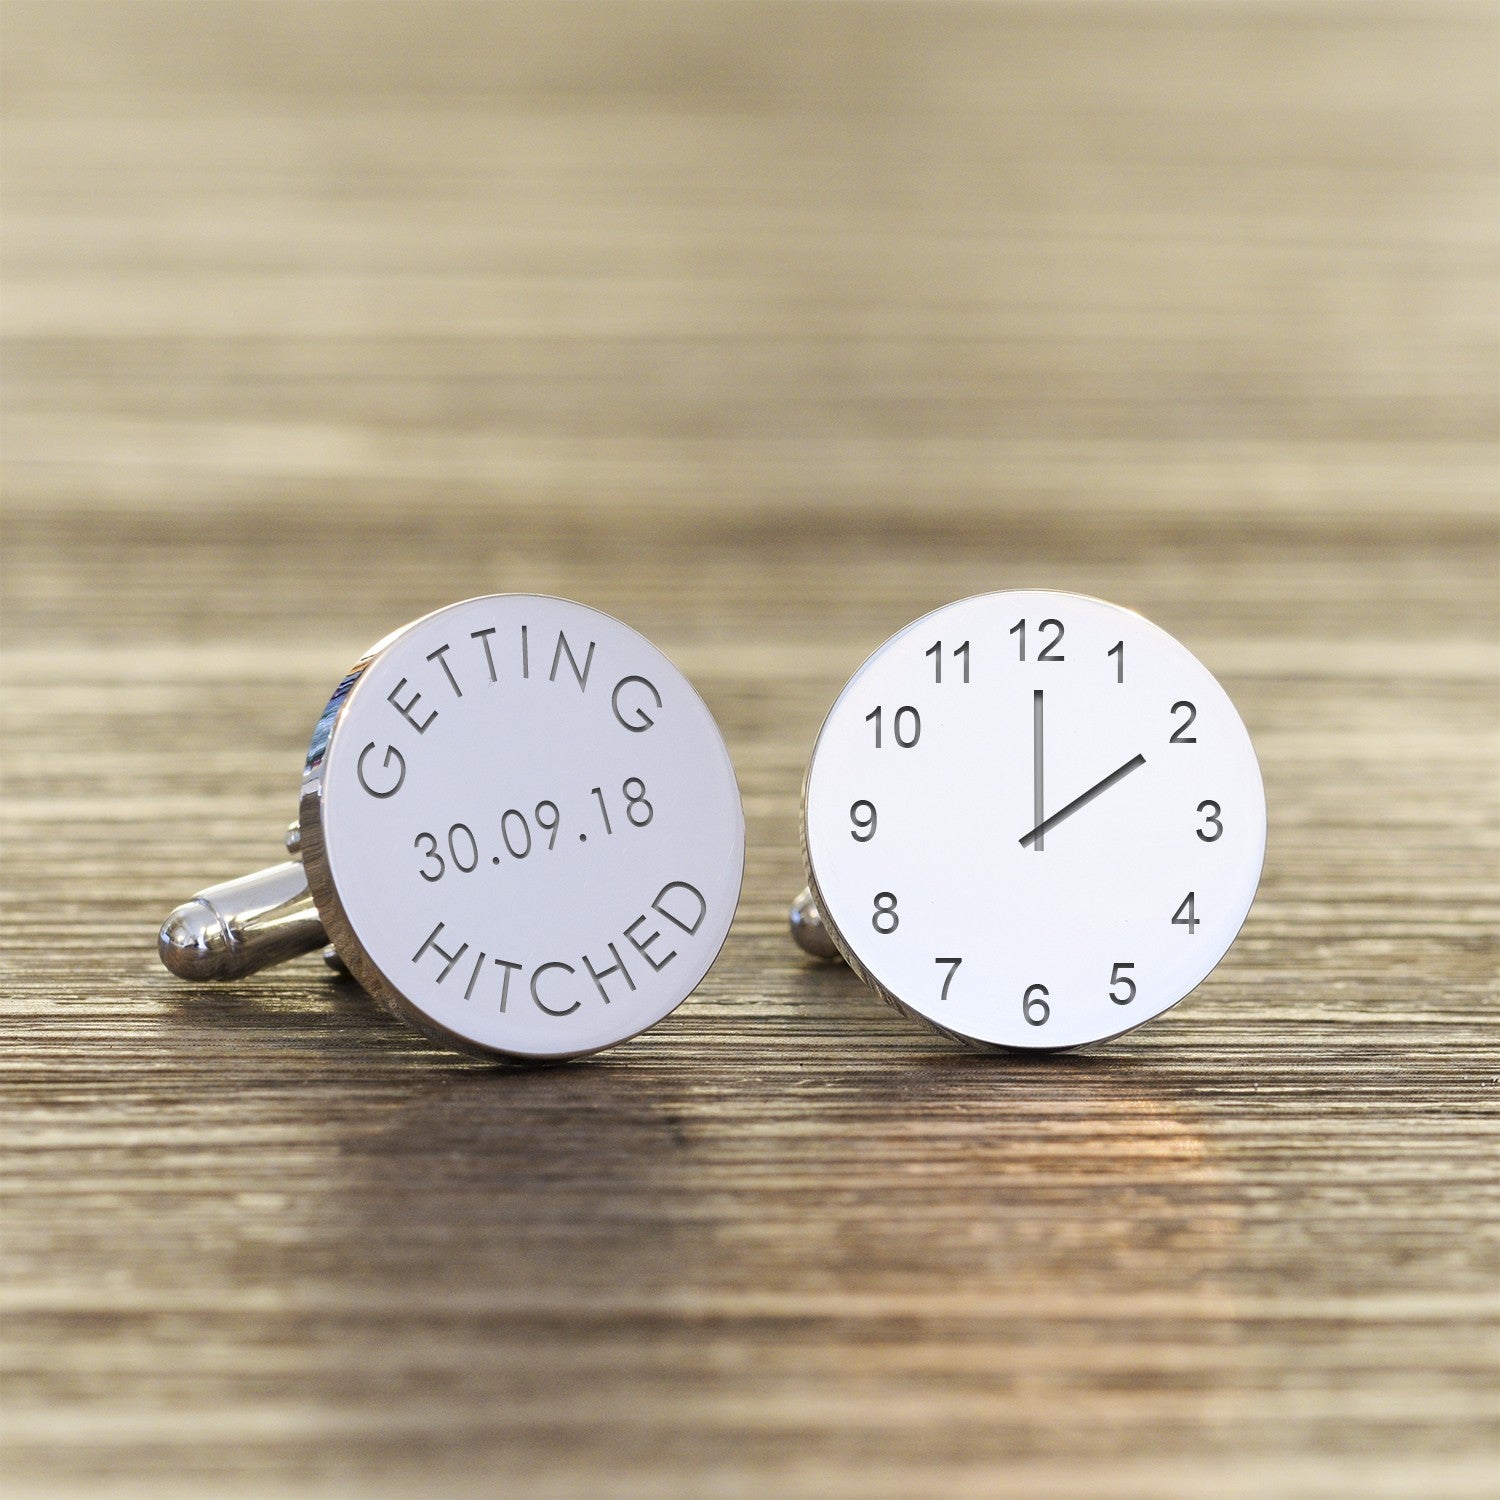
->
1009, 617, 1066, 662
1170, 700, 1198, 743
936, 956, 962, 1001
1107, 639, 1124, 684
1171, 892, 1199, 934
1109, 962, 1137, 1005
872, 891, 900, 934
866, 704, 921, 749
1022, 983, 1051, 1026
849, 799, 877, 842
1196, 800, 1223, 842
925, 639, 970, 684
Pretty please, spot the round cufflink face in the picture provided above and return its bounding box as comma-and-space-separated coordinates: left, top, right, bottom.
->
299, 595, 744, 1061
802, 590, 1266, 1050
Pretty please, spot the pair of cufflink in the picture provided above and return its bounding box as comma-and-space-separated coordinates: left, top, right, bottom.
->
160, 590, 1266, 1060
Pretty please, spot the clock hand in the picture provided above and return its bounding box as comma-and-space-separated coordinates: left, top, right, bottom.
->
1032, 689, 1044, 853
1018, 753, 1146, 849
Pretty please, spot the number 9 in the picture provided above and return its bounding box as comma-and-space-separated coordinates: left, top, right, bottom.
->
849, 800, 877, 842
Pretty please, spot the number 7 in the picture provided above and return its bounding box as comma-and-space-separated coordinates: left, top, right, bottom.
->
936, 956, 962, 1000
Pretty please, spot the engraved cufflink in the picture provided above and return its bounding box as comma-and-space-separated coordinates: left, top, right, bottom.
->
790, 590, 1266, 1050
160, 595, 745, 1061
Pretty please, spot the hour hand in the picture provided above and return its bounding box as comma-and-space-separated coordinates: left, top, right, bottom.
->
1032, 689, 1044, 852
1018, 753, 1146, 848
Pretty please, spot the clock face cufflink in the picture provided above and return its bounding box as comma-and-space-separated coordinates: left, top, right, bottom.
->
159, 595, 746, 1062
790, 590, 1266, 1050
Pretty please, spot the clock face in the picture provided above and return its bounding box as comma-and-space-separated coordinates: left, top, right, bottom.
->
803, 591, 1266, 1050
300, 595, 745, 1061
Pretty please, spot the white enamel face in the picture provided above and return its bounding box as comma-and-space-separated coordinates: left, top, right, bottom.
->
804, 592, 1265, 1050
305, 596, 744, 1060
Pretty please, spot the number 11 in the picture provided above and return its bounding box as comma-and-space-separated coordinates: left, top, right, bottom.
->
925, 640, 970, 684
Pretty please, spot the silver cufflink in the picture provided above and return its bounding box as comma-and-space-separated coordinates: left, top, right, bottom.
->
161, 595, 745, 1061
791, 590, 1266, 1049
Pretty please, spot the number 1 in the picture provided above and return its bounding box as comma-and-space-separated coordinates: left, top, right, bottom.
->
591, 786, 613, 835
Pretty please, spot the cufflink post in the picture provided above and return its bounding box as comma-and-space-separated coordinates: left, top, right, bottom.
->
789, 886, 841, 962
158, 823, 327, 981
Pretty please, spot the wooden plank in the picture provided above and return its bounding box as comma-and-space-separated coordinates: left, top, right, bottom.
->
2, 4, 1496, 1496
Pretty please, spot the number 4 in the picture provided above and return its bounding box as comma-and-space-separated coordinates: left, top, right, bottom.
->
1172, 892, 1199, 934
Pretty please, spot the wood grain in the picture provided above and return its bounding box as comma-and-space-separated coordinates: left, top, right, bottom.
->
2, 3, 1497, 1497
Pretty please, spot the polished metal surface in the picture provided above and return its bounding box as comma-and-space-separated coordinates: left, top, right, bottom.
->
295, 594, 745, 1062
156, 594, 745, 1062
158, 861, 325, 981
788, 886, 841, 962
795, 591, 1267, 1051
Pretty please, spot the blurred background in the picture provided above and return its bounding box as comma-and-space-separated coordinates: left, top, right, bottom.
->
3, 3, 1496, 1497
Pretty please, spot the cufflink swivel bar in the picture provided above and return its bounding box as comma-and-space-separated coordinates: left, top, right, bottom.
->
159, 824, 331, 981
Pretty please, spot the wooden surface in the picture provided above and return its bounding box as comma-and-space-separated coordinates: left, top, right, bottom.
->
3, 3, 1497, 1496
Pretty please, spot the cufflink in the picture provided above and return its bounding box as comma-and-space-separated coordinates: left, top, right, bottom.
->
160, 595, 745, 1062
790, 590, 1265, 1049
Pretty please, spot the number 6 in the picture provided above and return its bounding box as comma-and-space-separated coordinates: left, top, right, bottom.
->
1022, 983, 1050, 1026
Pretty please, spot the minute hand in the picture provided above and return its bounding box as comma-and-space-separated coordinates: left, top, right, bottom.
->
1018, 753, 1146, 849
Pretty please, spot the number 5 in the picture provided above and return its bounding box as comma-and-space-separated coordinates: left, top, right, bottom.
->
1109, 962, 1136, 1005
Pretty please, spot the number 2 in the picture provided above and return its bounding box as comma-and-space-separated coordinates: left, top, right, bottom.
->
1170, 701, 1197, 743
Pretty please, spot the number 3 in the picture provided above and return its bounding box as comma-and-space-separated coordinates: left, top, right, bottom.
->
414, 831, 444, 882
